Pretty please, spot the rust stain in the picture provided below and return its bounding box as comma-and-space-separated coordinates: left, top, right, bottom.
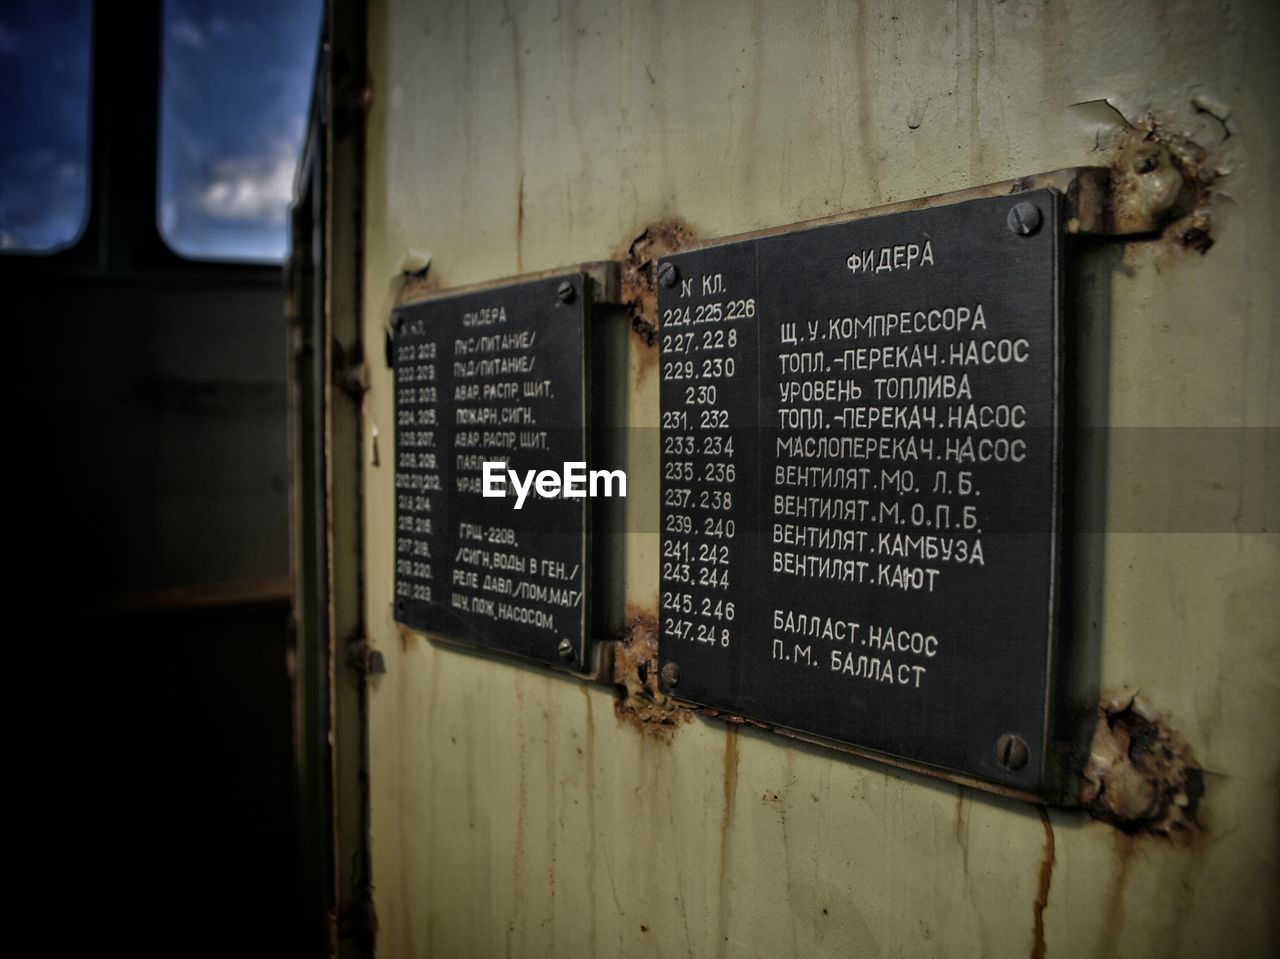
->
612, 604, 693, 738
516, 173, 525, 273
397, 269, 445, 306
1098, 831, 1138, 959
1030, 807, 1056, 959
1081, 689, 1205, 838
1109, 115, 1218, 253
394, 620, 421, 652
509, 679, 529, 958
583, 681, 596, 952
716, 727, 739, 959
618, 219, 698, 366
954, 785, 970, 874
581, 682, 596, 783
701, 708, 770, 731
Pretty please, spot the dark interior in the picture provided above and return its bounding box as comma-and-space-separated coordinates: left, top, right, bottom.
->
8, 2, 303, 952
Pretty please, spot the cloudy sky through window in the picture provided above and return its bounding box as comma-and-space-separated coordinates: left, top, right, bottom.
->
159, 0, 322, 262
0, 0, 93, 253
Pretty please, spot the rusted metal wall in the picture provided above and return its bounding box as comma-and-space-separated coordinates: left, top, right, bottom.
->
357, 1, 1279, 955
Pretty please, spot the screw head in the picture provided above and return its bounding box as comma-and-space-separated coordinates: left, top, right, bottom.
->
1007, 201, 1043, 237
995, 733, 1030, 771
660, 661, 680, 688
557, 638, 575, 662
557, 280, 576, 304
658, 262, 678, 288
1131, 148, 1160, 174
395, 599, 405, 614
1003, 201, 1044, 236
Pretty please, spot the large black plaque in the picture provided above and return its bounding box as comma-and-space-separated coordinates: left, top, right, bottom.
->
394, 273, 589, 670
658, 190, 1062, 791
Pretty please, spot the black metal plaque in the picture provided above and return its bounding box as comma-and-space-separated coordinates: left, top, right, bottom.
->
658, 190, 1062, 791
393, 273, 589, 670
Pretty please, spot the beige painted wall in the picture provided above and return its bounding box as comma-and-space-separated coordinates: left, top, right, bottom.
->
359, 1, 1279, 955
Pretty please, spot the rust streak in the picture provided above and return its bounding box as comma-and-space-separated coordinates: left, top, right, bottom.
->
715, 728, 739, 959
516, 173, 525, 273
1031, 806, 1056, 959
508, 679, 529, 959
580, 683, 597, 955
395, 620, 422, 652
954, 785, 970, 874
1098, 831, 1137, 959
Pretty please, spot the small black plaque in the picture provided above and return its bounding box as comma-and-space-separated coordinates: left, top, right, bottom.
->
393, 273, 589, 669
658, 191, 1062, 791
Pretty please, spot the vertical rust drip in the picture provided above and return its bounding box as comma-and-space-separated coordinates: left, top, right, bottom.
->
515, 173, 525, 273
716, 728, 740, 959
1031, 807, 1056, 959
1098, 832, 1137, 959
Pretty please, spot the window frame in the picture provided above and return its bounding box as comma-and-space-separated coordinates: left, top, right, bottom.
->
0, 0, 306, 284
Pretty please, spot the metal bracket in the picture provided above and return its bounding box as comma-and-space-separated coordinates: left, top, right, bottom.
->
1014, 164, 1185, 238
346, 635, 386, 676
332, 337, 370, 399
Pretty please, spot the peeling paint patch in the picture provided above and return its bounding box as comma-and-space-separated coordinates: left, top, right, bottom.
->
612, 608, 693, 738
1082, 690, 1205, 837
619, 220, 697, 348
1110, 115, 1218, 253
1190, 93, 1235, 142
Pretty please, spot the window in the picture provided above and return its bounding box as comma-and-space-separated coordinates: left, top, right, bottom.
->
157, 0, 322, 263
0, 0, 94, 254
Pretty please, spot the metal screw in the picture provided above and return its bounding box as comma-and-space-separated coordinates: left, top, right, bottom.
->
1132, 151, 1160, 174
1007, 201, 1043, 237
395, 599, 406, 614
557, 638, 575, 662
996, 734, 1030, 770
660, 661, 680, 688
556, 280, 576, 304
658, 262, 678, 288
